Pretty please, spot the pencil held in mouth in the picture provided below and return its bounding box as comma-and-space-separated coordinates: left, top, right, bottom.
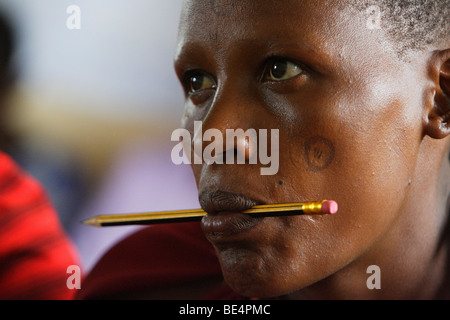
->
82, 200, 338, 227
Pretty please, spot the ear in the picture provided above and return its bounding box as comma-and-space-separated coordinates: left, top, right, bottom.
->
424, 49, 450, 139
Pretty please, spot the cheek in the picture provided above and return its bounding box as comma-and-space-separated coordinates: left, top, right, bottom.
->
282, 82, 421, 211
333, 92, 421, 213
309, 100, 422, 260
333, 121, 419, 230
277, 95, 422, 264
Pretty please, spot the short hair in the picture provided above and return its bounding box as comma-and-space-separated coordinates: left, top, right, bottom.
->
0, 12, 14, 82
355, 0, 449, 56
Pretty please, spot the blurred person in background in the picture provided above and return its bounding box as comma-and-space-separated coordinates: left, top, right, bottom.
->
0, 10, 80, 300
0, 2, 86, 231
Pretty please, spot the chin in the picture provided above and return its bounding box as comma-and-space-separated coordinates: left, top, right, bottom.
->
216, 246, 307, 299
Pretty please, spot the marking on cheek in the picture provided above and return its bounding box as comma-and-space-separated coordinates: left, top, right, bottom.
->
209, 32, 218, 41
303, 137, 335, 172
210, 0, 237, 16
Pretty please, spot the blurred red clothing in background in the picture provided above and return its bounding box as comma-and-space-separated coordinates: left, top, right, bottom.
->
0, 151, 80, 299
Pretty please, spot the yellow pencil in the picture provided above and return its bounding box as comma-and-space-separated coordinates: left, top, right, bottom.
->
82, 200, 338, 227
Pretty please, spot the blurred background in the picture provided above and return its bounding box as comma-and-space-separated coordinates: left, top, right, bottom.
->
0, 0, 199, 272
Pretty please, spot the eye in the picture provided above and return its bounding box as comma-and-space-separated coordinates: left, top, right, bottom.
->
264, 58, 303, 81
184, 71, 216, 94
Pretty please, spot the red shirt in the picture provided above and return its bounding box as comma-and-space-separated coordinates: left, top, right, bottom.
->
0, 151, 80, 299
76, 221, 244, 299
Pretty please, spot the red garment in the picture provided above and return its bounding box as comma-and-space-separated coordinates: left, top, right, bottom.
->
0, 151, 80, 299
76, 221, 244, 299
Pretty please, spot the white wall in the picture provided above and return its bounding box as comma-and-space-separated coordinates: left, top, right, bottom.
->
0, 0, 184, 121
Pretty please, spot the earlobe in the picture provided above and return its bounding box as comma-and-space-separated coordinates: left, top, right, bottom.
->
424, 49, 450, 140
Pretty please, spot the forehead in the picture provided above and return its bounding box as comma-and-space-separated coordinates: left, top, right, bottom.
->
177, 0, 370, 58
180, 0, 343, 28
175, 0, 403, 87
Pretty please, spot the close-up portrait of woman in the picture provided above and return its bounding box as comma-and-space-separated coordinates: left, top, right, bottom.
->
0, 0, 448, 304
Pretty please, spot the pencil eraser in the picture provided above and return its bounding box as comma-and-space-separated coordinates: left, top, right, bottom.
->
322, 200, 338, 215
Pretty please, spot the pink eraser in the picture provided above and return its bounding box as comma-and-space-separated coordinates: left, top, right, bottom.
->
322, 200, 338, 214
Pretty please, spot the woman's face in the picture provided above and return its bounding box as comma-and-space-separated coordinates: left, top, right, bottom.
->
174, 0, 427, 297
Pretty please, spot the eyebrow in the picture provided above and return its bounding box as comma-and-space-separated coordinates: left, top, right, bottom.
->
174, 41, 212, 78
174, 36, 333, 78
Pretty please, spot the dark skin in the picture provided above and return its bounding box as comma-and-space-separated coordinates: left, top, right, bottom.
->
174, 0, 450, 299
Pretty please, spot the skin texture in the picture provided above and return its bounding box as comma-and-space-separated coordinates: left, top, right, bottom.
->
174, 0, 450, 299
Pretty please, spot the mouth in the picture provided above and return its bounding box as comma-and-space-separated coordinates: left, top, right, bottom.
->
199, 190, 265, 241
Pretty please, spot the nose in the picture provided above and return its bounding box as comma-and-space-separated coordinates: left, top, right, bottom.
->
192, 87, 259, 165
192, 121, 258, 165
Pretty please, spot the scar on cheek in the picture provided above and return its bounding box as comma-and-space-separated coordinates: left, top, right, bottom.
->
303, 137, 335, 172
209, 32, 218, 41
210, 0, 237, 17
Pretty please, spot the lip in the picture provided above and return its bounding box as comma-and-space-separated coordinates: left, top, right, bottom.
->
199, 190, 265, 241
